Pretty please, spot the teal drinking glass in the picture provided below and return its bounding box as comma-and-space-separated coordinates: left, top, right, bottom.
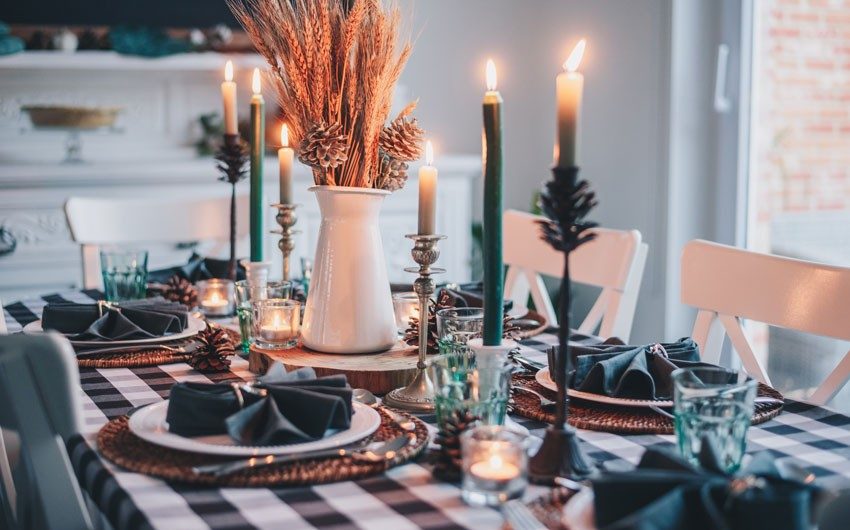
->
429, 352, 512, 428
100, 249, 148, 301
672, 366, 757, 473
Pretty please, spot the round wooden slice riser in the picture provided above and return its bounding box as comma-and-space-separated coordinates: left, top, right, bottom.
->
249, 341, 421, 395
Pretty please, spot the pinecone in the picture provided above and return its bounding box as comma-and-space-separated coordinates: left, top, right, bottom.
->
434, 408, 479, 482
162, 275, 198, 308
379, 117, 424, 161
377, 150, 409, 191
298, 121, 348, 170
190, 324, 235, 373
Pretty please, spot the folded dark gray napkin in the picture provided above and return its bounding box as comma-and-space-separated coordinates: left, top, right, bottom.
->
165, 363, 353, 446
592, 446, 828, 530
548, 338, 710, 400
147, 253, 246, 283
41, 297, 188, 341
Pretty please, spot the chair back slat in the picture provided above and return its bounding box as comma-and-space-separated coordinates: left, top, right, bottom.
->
0, 334, 91, 530
682, 239, 850, 405
682, 240, 850, 340
503, 210, 648, 341
65, 195, 250, 289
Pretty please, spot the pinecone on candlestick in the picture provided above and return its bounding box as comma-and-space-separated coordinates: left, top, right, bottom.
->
298, 121, 348, 170
190, 324, 235, 373
162, 275, 198, 309
434, 409, 479, 482
377, 151, 409, 191
379, 116, 424, 162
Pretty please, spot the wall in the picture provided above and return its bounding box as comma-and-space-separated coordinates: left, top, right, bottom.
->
400, 0, 673, 342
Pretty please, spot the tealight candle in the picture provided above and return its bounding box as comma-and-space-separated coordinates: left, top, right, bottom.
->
461, 426, 527, 507
252, 299, 300, 350
197, 279, 235, 317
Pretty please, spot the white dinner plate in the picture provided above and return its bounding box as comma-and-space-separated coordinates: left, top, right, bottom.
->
23, 315, 206, 346
128, 400, 382, 456
535, 367, 674, 408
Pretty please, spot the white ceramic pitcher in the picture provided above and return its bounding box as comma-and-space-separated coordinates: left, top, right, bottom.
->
301, 185, 397, 353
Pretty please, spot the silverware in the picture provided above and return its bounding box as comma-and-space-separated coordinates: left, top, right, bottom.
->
353, 388, 416, 431
513, 386, 556, 411
553, 476, 587, 492
502, 500, 546, 530
192, 434, 412, 477
508, 350, 546, 372
649, 405, 674, 419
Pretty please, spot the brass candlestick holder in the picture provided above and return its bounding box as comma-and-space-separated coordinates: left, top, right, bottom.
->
383, 234, 446, 413
271, 203, 299, 281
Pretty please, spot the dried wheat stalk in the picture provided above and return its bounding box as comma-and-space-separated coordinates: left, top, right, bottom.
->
228, 0, 421, 189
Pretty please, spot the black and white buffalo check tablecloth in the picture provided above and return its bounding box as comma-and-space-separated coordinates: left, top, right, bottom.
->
6, 290, 850, 530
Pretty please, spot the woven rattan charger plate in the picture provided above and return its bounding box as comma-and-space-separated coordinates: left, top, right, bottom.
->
98, 408, 429, 487
510, 373, 784, 435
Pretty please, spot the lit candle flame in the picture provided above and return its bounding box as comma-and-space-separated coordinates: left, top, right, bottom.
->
425, 140, 434, 165
280, 124, 289, 147
488, 454, 504, 469
563, 39, 586, 73
485, 59, 497, 91
224, 60, 234, 82
210, 292, 222, 303
252, 68, 262, 94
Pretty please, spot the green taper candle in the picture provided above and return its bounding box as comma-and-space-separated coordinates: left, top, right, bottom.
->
249, 68, 265, 262
482, 59, 504, 346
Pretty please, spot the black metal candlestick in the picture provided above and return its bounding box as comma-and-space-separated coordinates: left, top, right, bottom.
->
529, 165, 598, 483
215, 133, 249, 281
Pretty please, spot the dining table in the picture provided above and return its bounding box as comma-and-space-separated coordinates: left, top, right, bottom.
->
5, 288, 850, 530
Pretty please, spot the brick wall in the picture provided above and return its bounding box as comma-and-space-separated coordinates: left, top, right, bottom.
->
751, 0, 850, 253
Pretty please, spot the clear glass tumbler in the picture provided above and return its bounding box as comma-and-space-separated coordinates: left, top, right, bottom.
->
672, 367, 757, 473
436, 307, 484, 351
461, 426, 528, 507
100, 249, 149, 302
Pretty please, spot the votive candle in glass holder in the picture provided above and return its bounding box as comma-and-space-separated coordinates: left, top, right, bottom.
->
197, 279, 235, 317
461, 426, 528, 507
252, 299, 301, 349
392, 292, 420, 336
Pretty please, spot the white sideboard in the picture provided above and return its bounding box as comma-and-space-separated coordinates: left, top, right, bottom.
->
0, 51, 479, 301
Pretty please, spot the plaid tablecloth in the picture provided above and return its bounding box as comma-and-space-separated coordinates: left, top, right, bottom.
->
6, 291, 850, 530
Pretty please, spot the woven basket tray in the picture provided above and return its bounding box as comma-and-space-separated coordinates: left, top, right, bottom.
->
510, 374, 784, 435
97, 408, 429, 487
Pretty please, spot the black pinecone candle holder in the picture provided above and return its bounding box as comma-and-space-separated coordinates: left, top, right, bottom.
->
215, 133, 249, 280
529, 165, 598, 483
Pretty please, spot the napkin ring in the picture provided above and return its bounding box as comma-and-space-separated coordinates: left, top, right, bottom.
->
725, 475, 767, 511
97, 300, 119, 317
649, 343, 669, 358
230, 383, 246, 409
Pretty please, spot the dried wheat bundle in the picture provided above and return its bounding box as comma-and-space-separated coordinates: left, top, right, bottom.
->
228, 0, 424, 189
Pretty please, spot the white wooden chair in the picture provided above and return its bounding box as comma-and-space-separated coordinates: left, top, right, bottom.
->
682, 239, 850, 405
0, 333, 92, 530
65, 195, 249, 289
503, 210, 648, 342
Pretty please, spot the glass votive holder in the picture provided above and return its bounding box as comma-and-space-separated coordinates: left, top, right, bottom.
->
392, 292, 420, 335
197, 279, 235, 317
252, 299, 301, 350
437, 307, 484, 346
461, 426, 528, 507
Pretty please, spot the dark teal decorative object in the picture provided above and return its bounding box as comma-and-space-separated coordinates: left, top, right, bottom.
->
109, 26, 190, 57
0, 36, 24, 56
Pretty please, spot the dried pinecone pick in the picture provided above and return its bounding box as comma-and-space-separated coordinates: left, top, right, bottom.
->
434, 409, 479, 482
377, 150, 409, 191
162, 275, 198, 308
190, 324, 234, 373
379, 116, 424, 161
298, 121, 348, 170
